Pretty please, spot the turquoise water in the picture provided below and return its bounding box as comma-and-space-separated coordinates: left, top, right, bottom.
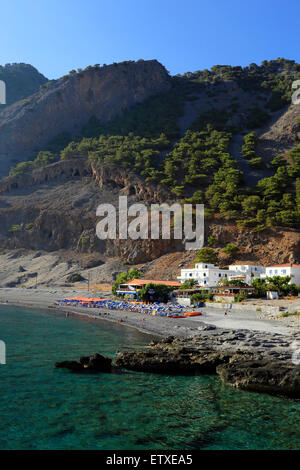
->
0, 305, 299, 450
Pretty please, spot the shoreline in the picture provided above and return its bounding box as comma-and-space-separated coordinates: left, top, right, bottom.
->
0, 287, 299, 342
2, 287, 300, 398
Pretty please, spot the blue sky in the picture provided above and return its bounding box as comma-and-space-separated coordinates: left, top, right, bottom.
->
1, 0, 299, 79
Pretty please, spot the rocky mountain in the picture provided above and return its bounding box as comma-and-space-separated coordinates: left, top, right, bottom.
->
0, 58, 300, 286
0, 60, 170, 178
0, 63, 48, 108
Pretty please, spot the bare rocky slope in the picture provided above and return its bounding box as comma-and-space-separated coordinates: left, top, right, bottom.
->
257, 102, 300, 160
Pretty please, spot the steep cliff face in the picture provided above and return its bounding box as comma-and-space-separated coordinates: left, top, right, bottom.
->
0, 60, 170, 176
0, 157, 177, 263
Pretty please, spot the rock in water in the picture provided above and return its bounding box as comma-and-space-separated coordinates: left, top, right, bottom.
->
55, 353, 112, 372
85, 353, 112, 372
114, 348, 253, 374
54, 360, 84, 371
216, 361, 300, 398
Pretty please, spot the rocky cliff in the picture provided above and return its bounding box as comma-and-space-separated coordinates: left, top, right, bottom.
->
0, 60, 170, 177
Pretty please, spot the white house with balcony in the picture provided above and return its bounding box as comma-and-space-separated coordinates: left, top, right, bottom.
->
178, 262, 266, 287
177, 263, 237, 287
228, 264, 266, 285
264, 264, 300, 285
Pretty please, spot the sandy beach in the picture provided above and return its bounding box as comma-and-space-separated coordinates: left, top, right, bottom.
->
0, 286, 298, 338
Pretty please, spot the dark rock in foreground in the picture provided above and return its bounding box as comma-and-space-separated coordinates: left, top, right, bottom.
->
114, 333, 300, 398
55, 360, 84, 371
216, 361, 300, 398
55, 353, 112, 373
115, 347, 255, 374
55, 330, 300, 398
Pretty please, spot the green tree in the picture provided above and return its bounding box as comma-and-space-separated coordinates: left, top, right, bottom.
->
222, 243, 239, 255
266, 275, 296, 297
242, 195, 261, 216
180, 279, 196, 289
252, 278, 267, 297
207, 235, 217, 246
140, 283, 173, 303
194, 247, 218, 265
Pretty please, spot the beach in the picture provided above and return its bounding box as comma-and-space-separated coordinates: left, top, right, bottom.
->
0, 286, 298, 339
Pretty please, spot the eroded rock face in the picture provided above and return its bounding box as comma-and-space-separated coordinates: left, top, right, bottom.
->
216, 361, 300, 398
0, 60, 171, 175
0, 158, 92, 193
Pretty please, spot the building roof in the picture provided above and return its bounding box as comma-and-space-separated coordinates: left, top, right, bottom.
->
267, 264, 300, 268
124, 278, 181, 287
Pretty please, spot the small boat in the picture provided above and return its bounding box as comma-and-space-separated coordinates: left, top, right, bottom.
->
184, 311, 202, 317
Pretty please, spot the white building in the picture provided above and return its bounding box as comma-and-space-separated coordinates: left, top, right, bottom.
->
264, 264, 300, 285
177, 263, 237, 287
178, 262, 266, 287
228, 264, 266, 285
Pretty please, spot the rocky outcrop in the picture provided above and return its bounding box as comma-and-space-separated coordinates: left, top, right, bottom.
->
0, 157, 170, 204
114, 332, 300, 398
53, 328, 300, 397
90, 161, 170, 203
0, 158, 92, 193
114, 347, 254, 374
0, 60, 171, 176
55, 353, 112, 372
216, 360, 300, 398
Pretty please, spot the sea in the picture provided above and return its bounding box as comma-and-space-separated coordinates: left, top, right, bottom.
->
0, 305, 299, 450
